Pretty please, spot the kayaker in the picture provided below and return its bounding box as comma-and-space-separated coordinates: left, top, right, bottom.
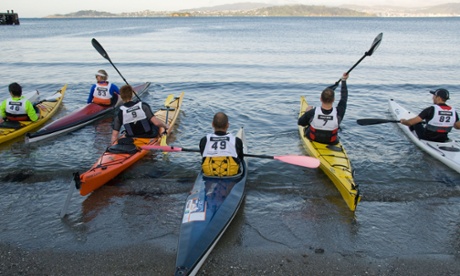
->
199, 112, 244, 177
298, 72, 349, 144
0, 82, 38, 123
400, 88, 460, 142
111, 84, 169, 144
87, 69, 120, 106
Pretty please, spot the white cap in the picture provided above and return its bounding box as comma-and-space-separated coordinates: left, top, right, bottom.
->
95, 70, 108, 77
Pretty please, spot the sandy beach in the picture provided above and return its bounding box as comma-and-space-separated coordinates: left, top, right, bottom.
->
2, 242, 460, 275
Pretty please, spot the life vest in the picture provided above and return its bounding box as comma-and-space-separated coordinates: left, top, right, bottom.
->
426, 105, 455, 133
202, 133, 240, 177
119, 102, 152, 136
92, 82, 113, 105
307, 107, 339, 144
5, 97, 29, 121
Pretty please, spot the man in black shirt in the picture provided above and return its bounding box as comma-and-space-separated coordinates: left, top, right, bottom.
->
400, 88, 460, 142
298, 73, 349, 144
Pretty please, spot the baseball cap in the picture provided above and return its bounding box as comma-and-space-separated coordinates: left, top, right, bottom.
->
95, 70, 108, 77
430, 88, 449, 100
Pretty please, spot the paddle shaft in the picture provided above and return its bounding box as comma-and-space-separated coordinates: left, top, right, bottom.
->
179, 148, 281, 159
356, 118, 400, 125
160, 95, 176, 146
91, 38, 141, 101
330, 33, 383, 89
60, 177, 75, 218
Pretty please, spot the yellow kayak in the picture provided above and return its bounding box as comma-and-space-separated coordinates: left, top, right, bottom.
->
0, 84, 67, 145
298, 96, 361, 211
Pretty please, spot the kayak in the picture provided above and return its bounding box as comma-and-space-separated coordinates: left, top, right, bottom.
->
389, 99, 460, 174
298, 96, 361, 211
175, 127, 248, 276
76, 92, 184, 196
25, 82, 150, 143
0, 84, 67, 145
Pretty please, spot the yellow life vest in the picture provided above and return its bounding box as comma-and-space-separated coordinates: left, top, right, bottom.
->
202, 156, 240, 177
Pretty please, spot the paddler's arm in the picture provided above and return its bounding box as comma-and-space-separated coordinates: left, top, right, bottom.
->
150, 116, 169, 132
0, 100, 6, 123
454, 112, 460, 129
298, 108, 314, 126
111, 130, 119, 144
25, 100, 39, 121
111, 114, 122, 144
336, 73, 349, 120
87, 85, 96, 104
401, 106, 431, 127
400, 116, 422, 126
235, 137, 244, 161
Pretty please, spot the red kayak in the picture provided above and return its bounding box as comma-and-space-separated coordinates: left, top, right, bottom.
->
25, 82, 150, 143
77, 92, 184, 196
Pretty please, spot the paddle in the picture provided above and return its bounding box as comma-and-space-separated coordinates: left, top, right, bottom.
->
34, 93, 61, 105
160, 94, 175, 147
91, 38, 141, 101
141, 145, 321, 169
329, 32, 383, 90
356, 118, 399, 125
60, 173, 79, 218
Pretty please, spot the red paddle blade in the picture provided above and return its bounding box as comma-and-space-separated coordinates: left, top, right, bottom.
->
141, 145, 183, 152
274, 155, 320, 169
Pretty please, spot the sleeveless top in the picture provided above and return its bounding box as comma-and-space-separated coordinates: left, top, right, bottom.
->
202, 133, 240, 177
6, 97, 29, 121
119, 102, 152, 136
92, 82, 113, 105
426, 104, 456, 133
308, 107, 339, 144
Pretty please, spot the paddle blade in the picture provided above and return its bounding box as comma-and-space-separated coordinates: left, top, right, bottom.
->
160, 135, 167, 146
91, 38, 110, 60
274, 155, 320, 169
164, 94, 174, 107
356, 118, 399, 125
141, 145, 183, 152
366, 33, 383, 56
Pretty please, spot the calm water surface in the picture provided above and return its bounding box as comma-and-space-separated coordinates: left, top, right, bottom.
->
0, 17, 459, 271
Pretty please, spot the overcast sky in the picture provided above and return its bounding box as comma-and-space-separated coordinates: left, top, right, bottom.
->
2, 0, 458, 18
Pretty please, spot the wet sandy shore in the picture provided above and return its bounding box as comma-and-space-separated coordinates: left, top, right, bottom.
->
2, 242, 459, 276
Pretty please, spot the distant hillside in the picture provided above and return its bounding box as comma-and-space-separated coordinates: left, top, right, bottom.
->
252, 5, 372, 17
342, 3, 460, 16
416, 3, 460, 14
46, 2, 460, 18
184, 2, 273, 11
50, 10, 117, 18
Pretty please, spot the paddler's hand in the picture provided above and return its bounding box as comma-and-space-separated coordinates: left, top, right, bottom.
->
341, 73, 349, 81
400, 119, 409, 126
305, 106, 313, 112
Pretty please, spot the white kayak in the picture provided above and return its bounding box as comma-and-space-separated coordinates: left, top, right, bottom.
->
388, 99, 460, 174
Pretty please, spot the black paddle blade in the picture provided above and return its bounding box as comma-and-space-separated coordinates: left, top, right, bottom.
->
91, 38, 110, 60
365, 33, 383, 56
356, 118, 399, 125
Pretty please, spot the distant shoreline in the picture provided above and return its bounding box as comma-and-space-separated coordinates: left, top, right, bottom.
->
40, 3, 460, 19
21, 15, 460, 19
